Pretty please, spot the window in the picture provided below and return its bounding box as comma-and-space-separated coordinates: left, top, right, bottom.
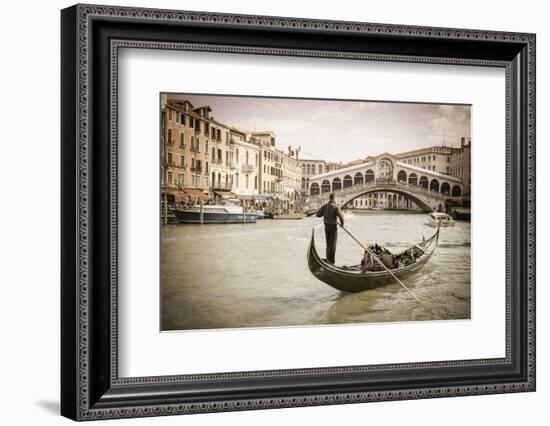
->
168, 109, 172, 121
236, 149, 239, 163
206, 161, 209, 174
167, 171, 173, 185
180, 113, 185, 125
167, 152, 172, 164
167, 129, 173, 145
180, 155, 184, 168
191, 158, 195, 169
179, 133, 184, 148
212, 147, 215, 159
189, 117, 194, 128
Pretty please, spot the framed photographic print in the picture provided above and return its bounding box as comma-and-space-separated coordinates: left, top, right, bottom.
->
61, 4, 536, 421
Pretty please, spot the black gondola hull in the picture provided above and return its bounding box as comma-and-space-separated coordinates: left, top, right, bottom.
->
307, 228, 438, 293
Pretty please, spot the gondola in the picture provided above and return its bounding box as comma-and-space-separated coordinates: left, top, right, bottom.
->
307, 226, 439, 292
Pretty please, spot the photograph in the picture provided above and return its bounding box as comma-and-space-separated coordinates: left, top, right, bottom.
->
160, 94, 472, 331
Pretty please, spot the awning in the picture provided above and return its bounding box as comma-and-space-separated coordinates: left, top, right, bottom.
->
275, 195, 290, 201
183, 188, 208, 199
214, 191, 235, 199
236, 194, 254, 201
252, 194, 273, 201
173, 192, 188, 203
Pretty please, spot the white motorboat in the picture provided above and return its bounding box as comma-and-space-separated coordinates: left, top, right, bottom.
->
427, 211, 455, 227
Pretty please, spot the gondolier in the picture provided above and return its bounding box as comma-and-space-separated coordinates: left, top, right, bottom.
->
316, 193, 345, 264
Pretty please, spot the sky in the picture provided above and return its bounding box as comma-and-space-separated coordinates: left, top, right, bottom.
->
168, 94, 471, 163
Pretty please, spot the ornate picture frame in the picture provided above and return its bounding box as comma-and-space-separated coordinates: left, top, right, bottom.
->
61, 4, 535, 421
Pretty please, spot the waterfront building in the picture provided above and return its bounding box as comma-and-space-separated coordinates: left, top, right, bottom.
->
396, 145, 460, 175
281, 146, 304, 210
162, 97, 239, 203
299, 157, 326, 191
249, 132, 285, 195
232, 133, 260, 203
352, 193, 419, 210
450, 137, 471, 196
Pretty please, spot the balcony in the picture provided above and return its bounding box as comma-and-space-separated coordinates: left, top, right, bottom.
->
211, 183, 232, 191
242, 164, 255, 175
216, 159, 223, 165
229, 161, 238, 170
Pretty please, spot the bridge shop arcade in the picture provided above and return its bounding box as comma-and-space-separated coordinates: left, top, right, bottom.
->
306, 153, 465, 212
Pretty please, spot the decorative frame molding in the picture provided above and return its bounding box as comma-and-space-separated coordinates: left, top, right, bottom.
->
61, 4, 535, 421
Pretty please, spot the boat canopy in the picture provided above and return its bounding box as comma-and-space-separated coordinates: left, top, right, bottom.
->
275, 195, 290, 201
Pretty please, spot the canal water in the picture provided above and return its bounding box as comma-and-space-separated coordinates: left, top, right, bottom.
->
161, 212, 471, 331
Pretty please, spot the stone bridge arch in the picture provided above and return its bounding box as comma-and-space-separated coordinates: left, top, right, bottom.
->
340, 188, 434, 212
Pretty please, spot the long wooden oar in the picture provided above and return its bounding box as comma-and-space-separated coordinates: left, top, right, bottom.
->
339, 223, 422, 303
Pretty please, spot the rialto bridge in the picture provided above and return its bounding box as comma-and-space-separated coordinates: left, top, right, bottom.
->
307, 154, 464, 212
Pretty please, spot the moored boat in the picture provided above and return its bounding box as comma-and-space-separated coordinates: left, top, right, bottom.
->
427, 212, 455, 227
272, 213, 305, 220
173, 204, 258, 224
307, 226, 439, 292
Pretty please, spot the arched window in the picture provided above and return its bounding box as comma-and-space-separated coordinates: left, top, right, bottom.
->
430, 179, 440, 192
343, 175, 353, 188
318, 164, 323, 174
408, 173, 418, 186
419, 176, 429, 189
441, 182, 451, 195
332, 177, 342, 191
321, 180, 331, 193
354, 172, 363, 185
451, 185, 462, 196
365, 169, 375, 183
310, 182, 320, 195
397, 170, 407, 182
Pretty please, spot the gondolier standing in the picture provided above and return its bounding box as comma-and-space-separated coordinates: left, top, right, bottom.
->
316, 193, 344, 264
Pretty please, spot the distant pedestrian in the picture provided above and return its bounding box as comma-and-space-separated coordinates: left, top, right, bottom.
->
316, 193, 344, 264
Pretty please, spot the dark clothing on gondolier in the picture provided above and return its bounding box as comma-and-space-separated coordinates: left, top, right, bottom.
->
316, 202, 345, 264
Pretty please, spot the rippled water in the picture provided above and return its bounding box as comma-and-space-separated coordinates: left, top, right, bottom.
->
161, 212, 470, 330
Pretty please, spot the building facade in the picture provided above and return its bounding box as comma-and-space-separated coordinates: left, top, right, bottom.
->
299, 158, 325, 192
396, 145, 459, 175
450, 137, 471, 196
